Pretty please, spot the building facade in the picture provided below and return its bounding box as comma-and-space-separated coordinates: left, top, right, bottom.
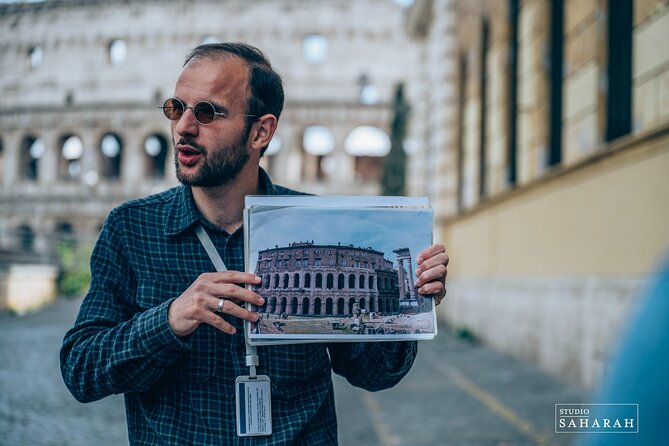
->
0, 0, 414, 265
253, 242, 403, 316
406, 0, 669, 387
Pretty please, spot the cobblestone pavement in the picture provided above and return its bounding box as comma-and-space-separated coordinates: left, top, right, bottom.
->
1, 298, 583, 445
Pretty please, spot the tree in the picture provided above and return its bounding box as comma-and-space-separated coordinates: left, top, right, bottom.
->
381, 83, 409, 196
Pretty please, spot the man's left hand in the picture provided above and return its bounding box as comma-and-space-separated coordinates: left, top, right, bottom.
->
415, 244, 449, 306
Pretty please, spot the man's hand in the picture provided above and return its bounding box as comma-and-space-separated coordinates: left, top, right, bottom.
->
415, 244, 449, 306
168, 272, 264, 337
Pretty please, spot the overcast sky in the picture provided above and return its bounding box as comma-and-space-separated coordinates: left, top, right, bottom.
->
247, 206, 433, 272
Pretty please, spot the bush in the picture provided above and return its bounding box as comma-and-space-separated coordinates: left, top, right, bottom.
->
56, 241, 93, 298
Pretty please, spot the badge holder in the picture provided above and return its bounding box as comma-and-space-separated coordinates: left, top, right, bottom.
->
195, 224, 272, 437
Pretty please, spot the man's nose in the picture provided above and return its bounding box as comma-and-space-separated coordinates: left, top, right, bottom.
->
175, 107, 199, 137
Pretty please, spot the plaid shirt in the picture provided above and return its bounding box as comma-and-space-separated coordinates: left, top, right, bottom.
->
60, 168, 417, 445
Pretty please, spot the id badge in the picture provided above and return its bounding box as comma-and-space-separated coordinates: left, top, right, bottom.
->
235, 375, 272, 437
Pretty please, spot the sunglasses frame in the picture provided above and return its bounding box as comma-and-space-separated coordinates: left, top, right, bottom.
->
159, 97, 256, 125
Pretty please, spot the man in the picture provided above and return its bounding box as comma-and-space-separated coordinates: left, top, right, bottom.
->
61, 43, 449, 445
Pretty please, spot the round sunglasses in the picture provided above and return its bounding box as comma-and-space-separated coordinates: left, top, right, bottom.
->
159, 97, 256, 125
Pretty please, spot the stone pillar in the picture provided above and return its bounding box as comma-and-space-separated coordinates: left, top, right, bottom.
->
80, 129, 99, 185
2, 132, 21, 186
121, 131, 145, 184
396, 258, 406, 300
40, 130, 59, 185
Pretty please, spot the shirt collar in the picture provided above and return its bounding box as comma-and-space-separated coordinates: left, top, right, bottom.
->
164, 167, 277, 237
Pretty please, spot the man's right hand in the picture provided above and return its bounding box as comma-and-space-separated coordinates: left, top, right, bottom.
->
168, 272, 264, 337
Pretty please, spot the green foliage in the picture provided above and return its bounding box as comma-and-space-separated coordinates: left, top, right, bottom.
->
56, 241, 93, 298
381, 83, 409, 196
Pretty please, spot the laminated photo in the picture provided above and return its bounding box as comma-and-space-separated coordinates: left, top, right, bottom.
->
243, 196, 437, 344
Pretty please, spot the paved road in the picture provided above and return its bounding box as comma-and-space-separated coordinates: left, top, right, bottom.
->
0, 298, 582, 445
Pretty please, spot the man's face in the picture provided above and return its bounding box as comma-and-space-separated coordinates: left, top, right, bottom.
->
171, 56, 252, 187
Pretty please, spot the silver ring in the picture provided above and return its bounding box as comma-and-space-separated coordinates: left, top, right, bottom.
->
216, 298, 225, 313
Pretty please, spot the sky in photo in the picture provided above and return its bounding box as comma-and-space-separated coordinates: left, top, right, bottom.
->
247, 206, 433, 272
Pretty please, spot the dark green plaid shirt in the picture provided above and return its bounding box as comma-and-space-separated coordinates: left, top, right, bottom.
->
60, 169, 417, 445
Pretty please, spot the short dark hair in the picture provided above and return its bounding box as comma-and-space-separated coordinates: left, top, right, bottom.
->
184, 42, 284, 155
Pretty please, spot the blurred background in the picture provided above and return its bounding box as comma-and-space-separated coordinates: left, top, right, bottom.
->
0, 0, 667, 445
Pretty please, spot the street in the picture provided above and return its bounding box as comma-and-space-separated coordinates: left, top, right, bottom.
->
0, 298, 582, 445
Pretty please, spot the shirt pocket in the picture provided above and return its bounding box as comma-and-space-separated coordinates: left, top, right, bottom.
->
135, 280, 217, 382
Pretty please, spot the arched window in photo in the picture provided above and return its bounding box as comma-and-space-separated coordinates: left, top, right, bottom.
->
99, 133, 123, 179
144, 134, 168, 178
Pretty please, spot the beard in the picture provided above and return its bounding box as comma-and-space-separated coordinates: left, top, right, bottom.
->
174, 132, 250, 188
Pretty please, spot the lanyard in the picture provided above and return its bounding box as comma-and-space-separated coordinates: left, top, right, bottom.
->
194, 224, 259, 378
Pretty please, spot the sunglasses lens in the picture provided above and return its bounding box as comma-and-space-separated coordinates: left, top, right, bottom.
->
162, 98, 184, 120
194, 102, 216, 124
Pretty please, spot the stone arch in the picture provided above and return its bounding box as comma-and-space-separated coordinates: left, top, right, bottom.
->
348, 298, 355, 314
263, 275, 270, 288
359, 298, 366, 310
326, 273, 334, 289
290, 297, 298, 315
301, 125, 335, 182
59, 134, 84, 180
344, 125, 390, 182
282, 273, 289, 288
302, 297, 310, 315
17, 224, 35, 252
337, 298, 345, 315
279, 297, 287, 314
349, 273, 356, 289
315, 273, 323, 288
293, 273, 300, 288
304, 273, 311, 288
268, 296, 276, 313
359, 274, 365, 289
54, 221, 75, 247
273, 274, 280, 288
369, 276, 374, 289
20, 135, 42, 181
338, 273, 345, 289
325, 298, 333, 315
99, 133, 123, 179
314, 297, 322, 315
378, 299, 385, 313
143, 133, 169, 178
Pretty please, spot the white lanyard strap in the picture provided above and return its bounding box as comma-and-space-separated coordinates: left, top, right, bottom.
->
194, 224, 259, 377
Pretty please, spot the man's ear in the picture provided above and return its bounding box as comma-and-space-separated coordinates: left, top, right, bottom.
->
249, 114, 278, 153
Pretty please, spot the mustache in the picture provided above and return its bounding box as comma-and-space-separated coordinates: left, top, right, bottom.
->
175, 137, 207, 154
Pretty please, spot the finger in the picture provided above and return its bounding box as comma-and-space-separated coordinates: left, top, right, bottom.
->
415, 264, 447, 288
213, 298, 260, 323
207, 271, 262, 286
206, 282, 265, 306
201, 308, 238, 335
415, 252, 449, 276
418, 281, 446, 300
417, 244, 446, 265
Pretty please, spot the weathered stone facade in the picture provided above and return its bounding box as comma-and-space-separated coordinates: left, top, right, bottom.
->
253, 242, 405, 316
0, 0, 415, 263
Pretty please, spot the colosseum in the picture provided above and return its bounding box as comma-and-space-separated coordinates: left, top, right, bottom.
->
253, 241, 427, 316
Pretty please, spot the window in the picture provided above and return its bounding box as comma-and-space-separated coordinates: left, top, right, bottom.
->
479, 18, 490, 198
605, 0, 633, 141
315, 259, 322, 266
60, 135, 84, 180
144, 134, 168, 178
27, 46, 43, 70
363, 261, 368, 269
343, 260, 347, 267
548, 0, 564, 167
303, 34, 328, 64
109, 39, 127, 65
507, 0, 519, 185
355, 261, 360, 268
100, 133, 122, 179
329, 259, 335, 266
296, 260, 302, 267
